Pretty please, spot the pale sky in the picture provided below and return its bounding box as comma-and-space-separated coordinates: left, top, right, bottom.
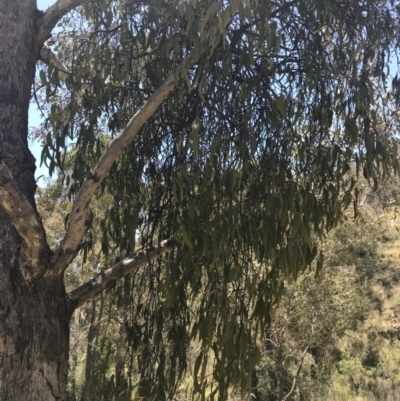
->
37, 0, 56, 10
29, 0, 58, 183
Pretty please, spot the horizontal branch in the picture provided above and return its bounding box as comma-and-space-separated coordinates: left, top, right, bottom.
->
53, 0, 244, 271
37, 0, 84, 45
0, 163, 48, 276
68, 238, 177, 310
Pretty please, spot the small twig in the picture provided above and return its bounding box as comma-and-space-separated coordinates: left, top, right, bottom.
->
282, 347, 308, 401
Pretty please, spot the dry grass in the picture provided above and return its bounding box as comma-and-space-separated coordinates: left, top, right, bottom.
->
313, 207, 400, 401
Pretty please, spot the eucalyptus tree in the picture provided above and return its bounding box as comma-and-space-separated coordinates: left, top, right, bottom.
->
1, 0, 400, 400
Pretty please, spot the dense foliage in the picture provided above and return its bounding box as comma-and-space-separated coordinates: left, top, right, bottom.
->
33, 0, 400, 399
40, 177, 395, 401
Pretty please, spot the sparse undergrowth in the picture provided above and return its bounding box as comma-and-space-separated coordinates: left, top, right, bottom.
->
311, 186, 400, 401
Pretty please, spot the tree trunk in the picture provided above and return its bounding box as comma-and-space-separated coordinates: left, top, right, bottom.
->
0, 276, 71, 400
0, 1, 71, 400
115, 275, 131, 401
83, 298, 103, 401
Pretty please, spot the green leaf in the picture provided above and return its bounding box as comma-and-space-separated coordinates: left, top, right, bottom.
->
276, 94, 287, 117
39, 70, 47, 85
180, 224, 193, 249
189, 117, 201, 157
291, 212, 301, 241
201, 2, 220, 33
194, 352, 203, 381
185, 2, 195, 31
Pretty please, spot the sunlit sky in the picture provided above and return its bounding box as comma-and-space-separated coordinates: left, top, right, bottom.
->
37, 0, 55, 10
29, 0, 58, 183
37, 0, 56, 11
29, 0, 399, 184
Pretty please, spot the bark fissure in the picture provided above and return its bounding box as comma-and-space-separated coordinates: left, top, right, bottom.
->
0, 0, 242, 399
0, 276, 71, 401
0, 162, 48, 276
0, 0, 69, 399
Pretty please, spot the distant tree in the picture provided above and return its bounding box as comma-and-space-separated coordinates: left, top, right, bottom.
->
1, 0, 400, 400
254, 262, 366, 401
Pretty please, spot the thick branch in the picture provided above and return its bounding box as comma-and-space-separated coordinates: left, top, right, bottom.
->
52, 59, 189, 270
0, 163, 48, 275
37, 0, 84, 45
68, 238, 177, 310
53, 0, 243, 271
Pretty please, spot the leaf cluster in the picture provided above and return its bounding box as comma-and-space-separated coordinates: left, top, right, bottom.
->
33, 0, 400, 399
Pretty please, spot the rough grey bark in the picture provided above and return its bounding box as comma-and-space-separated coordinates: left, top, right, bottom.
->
0, 163, 49, 277
0, 2, 176, 397
0, 1, 71, 400
37, 0, 84, 43
0, 0, 240, 398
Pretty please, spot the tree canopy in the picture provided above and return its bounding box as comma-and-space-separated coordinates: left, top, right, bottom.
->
2, 0, 400, 399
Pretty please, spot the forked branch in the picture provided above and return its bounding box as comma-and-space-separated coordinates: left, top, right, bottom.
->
52, 56, 190, 270
68, 238, 177, 310
0, 163, 48, 276
53, 0, 244, 271
37, 0, 84, 45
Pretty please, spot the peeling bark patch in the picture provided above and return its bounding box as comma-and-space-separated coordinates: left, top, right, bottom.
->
44, 373, 60, 400
0, 163, 13, 186
0, 162, 48, 274
0, 174, 12, 186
